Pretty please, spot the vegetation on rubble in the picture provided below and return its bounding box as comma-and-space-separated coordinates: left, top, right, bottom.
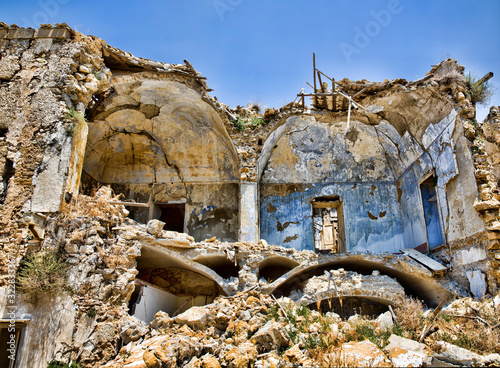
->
17, 249, 69, 304
231, 116, 265, 131
466, 72, 495, 106
232, 117, 247, 131
263, 295, 500, 366
47, 360, 81, 368
63, 108, 86, 137
249, 116, 265, 128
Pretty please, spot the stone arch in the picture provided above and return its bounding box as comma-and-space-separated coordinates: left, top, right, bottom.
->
262, 254, 451, 307
83, 79, 240, 241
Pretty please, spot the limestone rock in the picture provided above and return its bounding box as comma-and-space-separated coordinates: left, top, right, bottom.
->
251, 320, 290, 353
175, 306, 213, 330
224, 342, 258, 368
120, 316, 148, 344
284, 344, 303, 364
0, 55, 20, 80
387, 347, 427, 367
147, 219, 166, 237
341, 340, 392, 367
376, 311, 394, 329
433, 341, 484, 367
150, 310, 173, 330
200, 354, 221, 368
384, 334, 427, 354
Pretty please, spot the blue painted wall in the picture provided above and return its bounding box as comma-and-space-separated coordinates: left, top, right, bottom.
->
260, 182, 404, 253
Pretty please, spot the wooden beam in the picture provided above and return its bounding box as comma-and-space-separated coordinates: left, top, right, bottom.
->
313, 53, 317, 107
297, 93, 341, 97
313, 53, 316, 92
332, 78, 336, 112
312, 201, 341, 208
474, 72, 494, 87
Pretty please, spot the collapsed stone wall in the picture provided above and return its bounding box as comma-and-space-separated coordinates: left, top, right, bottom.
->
0, 24, 110, 285
0, 23, 499, 368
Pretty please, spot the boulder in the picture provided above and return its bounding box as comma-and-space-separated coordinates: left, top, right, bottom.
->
175, 306, 213, 330
376, 311, 394, 329
251, 320, 290, 353
384, 334, 427, 354
341, 340, 392, 367
200, 354, 221, 368
150, 310, 173, 331
284, 344, 303, 365
147, 219, 166, 237
433, 341, 484, 367
387, 347, 427, 367
224, 342, 258, 368
120, 316, 148, 344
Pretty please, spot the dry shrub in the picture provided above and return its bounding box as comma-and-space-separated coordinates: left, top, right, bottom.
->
62, 186, 125, 222
17, 250, 69, 304
433, 299, 500, 354
466, 72, 496, 106
437, 70, 466, 86
393, 297, 427, 340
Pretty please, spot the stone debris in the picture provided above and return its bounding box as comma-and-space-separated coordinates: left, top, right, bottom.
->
100, 289, 500, 368
340, 340, 392, 367
0, 22, 499, 368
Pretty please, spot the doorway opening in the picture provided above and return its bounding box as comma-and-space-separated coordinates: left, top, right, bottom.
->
157, 203, 185, 232
419, 174, 444, 251
312, 196, 345, 253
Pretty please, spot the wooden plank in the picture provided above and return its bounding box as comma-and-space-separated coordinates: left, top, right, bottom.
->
332, 78, 336, 112
313, 53, 317, 107
297, 93, 341, 97
312, 201, 341, 208
313, 53, 316, 92
317, 70, 324, 108
401, 248, 447, 273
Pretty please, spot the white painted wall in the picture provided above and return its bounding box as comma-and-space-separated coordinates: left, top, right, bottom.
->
133, 284, 178, 323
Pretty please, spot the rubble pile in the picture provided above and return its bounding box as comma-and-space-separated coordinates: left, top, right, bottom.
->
101, 291, 500, 368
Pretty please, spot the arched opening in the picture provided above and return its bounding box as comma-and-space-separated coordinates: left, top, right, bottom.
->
258, 256, 299, 283
82, 79, 240, 242
309, 297, 389, 320
193, 254, 240, 279
269, 256, 451, 308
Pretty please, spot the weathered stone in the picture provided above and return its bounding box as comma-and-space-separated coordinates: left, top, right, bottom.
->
120, 316, 148, 344
376, 311, 394, 329
150, 310, 173, 330
175, 306, 213, 330
384, 334, 427, 354
224, 342, 258, 368
387, 347, 427, 367
147, 219, 166, 237
284, 344, 303, 365
0, 55, 20, 79
433, 341, 484, 367
251, 320, 290, 353
341, 340, 392, 367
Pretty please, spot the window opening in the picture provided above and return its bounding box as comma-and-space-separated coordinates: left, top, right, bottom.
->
419, 175, 444, 250
312, 196, 345, 253
157, 203, 185, 232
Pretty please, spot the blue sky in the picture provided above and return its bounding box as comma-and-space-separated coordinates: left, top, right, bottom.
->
2, 0, 499, 120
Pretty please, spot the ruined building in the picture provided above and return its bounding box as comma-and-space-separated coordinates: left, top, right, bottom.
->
0, 24, 498, 367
